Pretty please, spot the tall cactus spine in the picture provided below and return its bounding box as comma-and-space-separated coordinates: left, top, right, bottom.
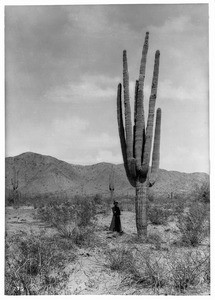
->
117, 32, 162, 240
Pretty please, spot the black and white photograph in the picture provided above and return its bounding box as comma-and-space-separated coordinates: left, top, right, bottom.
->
3, 0, 214, 296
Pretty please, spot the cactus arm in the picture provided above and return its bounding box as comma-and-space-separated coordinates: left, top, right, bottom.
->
149, 108, 161, 186
123, 50, 133, 162
117, 83, 136, 187
133, 80, 139, 157
142, 50, 160, 175
135, 32, 149, 172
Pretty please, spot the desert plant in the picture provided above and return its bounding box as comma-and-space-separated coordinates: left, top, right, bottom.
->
117, 32, 161, 240
11, 163, 20, 208
172, 196, 185, 216
176, 203, 209, 247
123, 251, 167, 293
71, 225, 98, 248
169, 250, 209, 293
147, 232, 163, 250
93, 193, 103, 205
73, 197, 97, 227
37, 198, 96, 238
148, 206, 170, 225
194, 181, 210, 203
5, 231, 75, 295
105, 246, 135, 272
37, 201, 76, 237
109, 166, 115, 203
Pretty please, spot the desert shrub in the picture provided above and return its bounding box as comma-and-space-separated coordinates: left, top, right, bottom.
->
37, 201, 75, 237
37, 198, 96, 238
141, 255, 166, 290
172, 197, 185, 216
105, 246, 135, 272
71, 225, 98, 248
93, 194, 103, 205
73, 196, 97, 227
123, 251, 167, 293
194, 181, 210, 203
176, 203, 209, 247
168, 250, 209, 293
148, 206, 170, 225
147, 232, 163, 250
5, 231, 75, 295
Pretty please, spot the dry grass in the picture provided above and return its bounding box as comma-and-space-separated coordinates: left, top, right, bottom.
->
104, 246, 135, 272
5, 230, 76, 295
118, 247, 210, 295
168, 249, 210, 293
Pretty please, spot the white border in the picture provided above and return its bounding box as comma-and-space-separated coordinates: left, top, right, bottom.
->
1, 1, 214, 299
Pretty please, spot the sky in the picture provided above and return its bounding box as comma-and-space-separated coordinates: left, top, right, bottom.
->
5, 3, 210, 173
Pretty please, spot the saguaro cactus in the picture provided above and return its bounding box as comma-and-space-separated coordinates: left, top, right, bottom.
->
117, 32, 161, 240
11, 164, 20, 207
109, 167, 115, 203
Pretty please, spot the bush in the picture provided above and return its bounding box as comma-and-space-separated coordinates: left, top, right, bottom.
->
119, 248, 210, 295
37, 197, 97, 238
176, 203, 209, 247
74, 197, 97, 227
194, 181, 210, 203
123, 251, 167, 293
172, 198, 185, 216
71, 225, 98, 248
105, 246, 135, 272
93, 194, 103, 205
5, 231, 75, 295
147, 233, 163, 250
169, 250, 209, 293
148, 206, 170, 225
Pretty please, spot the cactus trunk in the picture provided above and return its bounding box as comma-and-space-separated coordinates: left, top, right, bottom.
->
135, 180, 148, 240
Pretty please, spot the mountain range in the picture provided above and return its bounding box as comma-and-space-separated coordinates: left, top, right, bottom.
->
5, 152, 209, 204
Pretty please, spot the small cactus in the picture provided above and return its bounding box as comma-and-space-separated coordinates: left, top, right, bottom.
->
109, 167, 115, 202
11, 162, 20, 207
117, 32, 162, 240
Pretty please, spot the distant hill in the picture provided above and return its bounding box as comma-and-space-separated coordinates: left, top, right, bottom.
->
5, 152, 209, 204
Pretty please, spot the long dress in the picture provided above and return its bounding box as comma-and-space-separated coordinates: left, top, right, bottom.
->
109, 206, 122, 232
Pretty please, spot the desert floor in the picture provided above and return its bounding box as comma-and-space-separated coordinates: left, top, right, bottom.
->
5, 205, 210, 295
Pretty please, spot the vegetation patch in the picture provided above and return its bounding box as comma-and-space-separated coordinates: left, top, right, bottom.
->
36, 197, 97, 240
5, 230, 76, 295
148, 205, 170, 225
104, 246, 135, 273
168, 250, 210, 293
176, 203, 209, 247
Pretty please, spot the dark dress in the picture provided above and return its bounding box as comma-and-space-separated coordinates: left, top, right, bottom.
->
109, 205, 122, 232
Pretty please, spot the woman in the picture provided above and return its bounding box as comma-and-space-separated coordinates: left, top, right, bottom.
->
109, 201, 122, 233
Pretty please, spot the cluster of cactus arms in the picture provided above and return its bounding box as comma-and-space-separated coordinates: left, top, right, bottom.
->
109, 167, 115, 202
117, 31, 161, 240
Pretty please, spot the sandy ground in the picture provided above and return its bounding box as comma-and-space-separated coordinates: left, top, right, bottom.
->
5, 207, 210, 295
